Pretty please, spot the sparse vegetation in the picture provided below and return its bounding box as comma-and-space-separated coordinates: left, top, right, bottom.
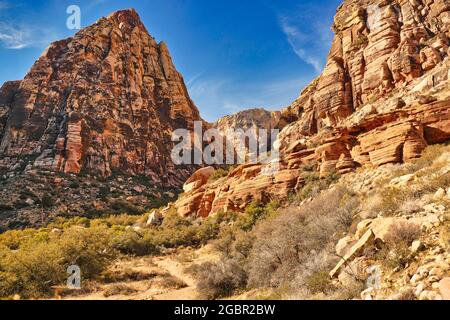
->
0, 225, 115, 299
384, 221, 421, 247
103, 284, 138, 297
209, 165, 235, 182
188, 259, 247, 300
156, 274, 188, 289
190, 185, 359, 299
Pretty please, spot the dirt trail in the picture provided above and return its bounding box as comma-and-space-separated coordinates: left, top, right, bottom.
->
62, 245, 217, 300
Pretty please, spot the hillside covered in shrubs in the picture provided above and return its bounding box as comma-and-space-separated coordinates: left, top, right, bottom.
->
0, 143, 448, 300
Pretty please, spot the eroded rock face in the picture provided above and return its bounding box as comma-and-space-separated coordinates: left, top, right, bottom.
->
282, 0, 450, 131
0, 81, 21, 143
213, 108, 283, 163
0, 9, 201, 187
172, 0, 450, 218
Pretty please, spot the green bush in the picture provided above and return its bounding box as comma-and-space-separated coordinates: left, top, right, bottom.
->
112, 210, 235, 256
209, 165, 237, 182
235, 200, 280, 232
0, 225, 115, 299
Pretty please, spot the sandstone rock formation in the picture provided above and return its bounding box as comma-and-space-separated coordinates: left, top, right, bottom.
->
213, 108, 283, 163
0, 9, 202, 187
172, 0, 450, 218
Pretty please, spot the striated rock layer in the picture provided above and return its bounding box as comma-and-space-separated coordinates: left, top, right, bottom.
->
172, 0, 450, 218
0, 9, 202, 187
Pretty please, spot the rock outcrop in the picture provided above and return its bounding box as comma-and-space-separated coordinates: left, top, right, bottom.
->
0, 9, 202, 187
172, 0, 450, 218
213, 108, 283, 163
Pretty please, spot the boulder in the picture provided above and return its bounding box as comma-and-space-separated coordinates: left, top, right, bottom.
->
439, 278, 450, 300
330, 229, 375, 278
146, 210, 163, 226
183, 167, 216, 193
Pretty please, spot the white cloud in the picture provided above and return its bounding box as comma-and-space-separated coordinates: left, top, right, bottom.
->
0, 22, 57, 50
279, 9, 334, 74
0, 24, 31, 49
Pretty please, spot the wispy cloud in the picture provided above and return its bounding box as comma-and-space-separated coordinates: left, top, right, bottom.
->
0, 22, 57, 50
0, 24, 31, 49
278, 7, 334, 74
186, 72, 204, 87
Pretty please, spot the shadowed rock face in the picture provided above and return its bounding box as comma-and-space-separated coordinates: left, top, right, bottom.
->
0, 9, 201, 187
172, 0, 450, 218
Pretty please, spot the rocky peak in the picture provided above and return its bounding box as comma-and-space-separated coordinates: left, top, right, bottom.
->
107, 8, 148, 32
0, 9, 202, 187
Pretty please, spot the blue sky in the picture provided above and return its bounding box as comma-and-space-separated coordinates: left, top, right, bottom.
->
0, 0, 341, 121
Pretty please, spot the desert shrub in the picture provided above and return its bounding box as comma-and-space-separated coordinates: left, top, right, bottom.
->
101, 268, 158, 283
113, 210, 234, 256
235, 200, 280, 232
294, 172, 340, 203
103, 284, 137, 297
209, 166, 233, 181
333, 277, 366, 300
246, 187, 356, 289
395, 288, 416, 300
442, 217, 450, 250
48, 217, 91, 229
214, 227, 255, 260
398, 198, 422, 215
94, 214, 140, 227
192, 187, 356, 298
157, 275, 187, 289
410, 143, 449, 170
190, 259, 248, 300
112, 229, 158, 256
305, 270, 334, 294
0, 225, 115, 298
384, 221, 421, 247
364, 186, 422, 217
377, 221, 422, 269
109, 199, 144, 215
378, 243, 413, 270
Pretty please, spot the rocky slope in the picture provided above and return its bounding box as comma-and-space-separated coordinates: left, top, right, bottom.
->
0, 9, 201, 187
171, 0, 450, 218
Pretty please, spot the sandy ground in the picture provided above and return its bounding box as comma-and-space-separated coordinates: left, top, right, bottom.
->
61, 245, 218, 300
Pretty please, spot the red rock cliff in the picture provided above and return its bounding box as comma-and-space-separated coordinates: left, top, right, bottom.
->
172, 0, 450, 218
0, 9, 202, 187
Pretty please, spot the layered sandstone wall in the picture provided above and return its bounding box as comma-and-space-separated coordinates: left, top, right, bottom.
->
0, 9, 201, 187
172, 0, 450, 218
